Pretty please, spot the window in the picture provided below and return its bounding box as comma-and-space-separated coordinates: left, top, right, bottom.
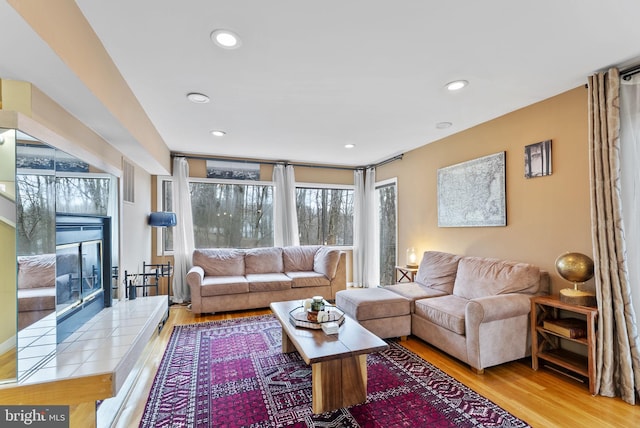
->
296, 185, 354, 246
190, 180, 273, 248
16, 174, 56, 255
157, 175, 355, 253
377, 179, 397, 285
160, 179, 174, 253
16, 173, 111, 255
56, 175, 110, 215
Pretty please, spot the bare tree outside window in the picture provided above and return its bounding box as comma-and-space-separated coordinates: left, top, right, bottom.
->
296, 187, 353, 246
377, 182, 397, 285
16, 174, 110, 255
55, 176, 110, 215
190, 182, 273, 248
16, 175, 56, 255
162, 178, 354, 251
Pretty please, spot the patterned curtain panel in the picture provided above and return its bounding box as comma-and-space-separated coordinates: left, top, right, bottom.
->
588, 67, 640, 404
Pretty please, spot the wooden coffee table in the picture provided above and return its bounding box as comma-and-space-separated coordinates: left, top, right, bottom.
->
270, 300, 388, 414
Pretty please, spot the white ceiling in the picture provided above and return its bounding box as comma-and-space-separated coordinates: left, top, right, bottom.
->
2, 0, 640, 170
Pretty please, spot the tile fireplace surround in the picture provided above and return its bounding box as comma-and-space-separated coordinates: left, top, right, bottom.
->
1, 296, 168, 426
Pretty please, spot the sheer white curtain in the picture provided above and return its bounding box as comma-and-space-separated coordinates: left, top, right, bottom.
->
352, 167, 379, 288
172, 157, 195, 303
620, 73, 640, 340
273, 164, 300, 247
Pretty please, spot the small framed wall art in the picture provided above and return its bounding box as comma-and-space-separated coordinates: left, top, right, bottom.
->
524, 140, 552, 178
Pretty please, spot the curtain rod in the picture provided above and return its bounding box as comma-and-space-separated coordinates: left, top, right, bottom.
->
370, 154, 403, 169
621, 64, 640, 80
172, 153, 356, 171
171, 152, 404, 171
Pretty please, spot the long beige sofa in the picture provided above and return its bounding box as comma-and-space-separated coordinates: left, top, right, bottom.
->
187, 245, 346, 314
337, 251, 550, 372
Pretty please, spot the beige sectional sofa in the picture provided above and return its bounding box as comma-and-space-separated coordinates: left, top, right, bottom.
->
187, 245, 346, 314
337, 251, 550, 372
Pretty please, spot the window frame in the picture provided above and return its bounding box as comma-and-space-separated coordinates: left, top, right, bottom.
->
156, 176, 174, 256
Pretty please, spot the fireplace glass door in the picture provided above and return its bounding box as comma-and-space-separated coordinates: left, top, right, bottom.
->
56, 240, 103, 316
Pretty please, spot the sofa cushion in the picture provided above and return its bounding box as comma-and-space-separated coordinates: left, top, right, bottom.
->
453, 256, 541, 300
246, 273, 292, 292
336, 288, 410, 321
245, 247, 284, 274
415, 295, 468, 335
193, 249, 245, 277
286, 271, 329, 287
383, 283, 448, 310
415, 251, 461, 294
283, 245, 321, 272
200, 276, 249, 297
17, 254, 56, 289
313, 247, 340, 279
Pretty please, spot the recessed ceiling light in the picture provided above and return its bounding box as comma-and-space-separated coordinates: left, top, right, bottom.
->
436, 122, 453, 129
344, 143, 356, 149
445, 80, 468, 91
211, 130, 226, 137
187, 92, 210, 103
211, 29, 241, 49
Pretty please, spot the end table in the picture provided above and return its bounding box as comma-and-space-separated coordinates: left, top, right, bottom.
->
394, 265, 418, 283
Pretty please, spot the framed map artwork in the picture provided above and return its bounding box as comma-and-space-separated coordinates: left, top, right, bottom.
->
437, 151, 506, 227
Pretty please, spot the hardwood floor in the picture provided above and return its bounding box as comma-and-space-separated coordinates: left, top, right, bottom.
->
114, 305, 639, 428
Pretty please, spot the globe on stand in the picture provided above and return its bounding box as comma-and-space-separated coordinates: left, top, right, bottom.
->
555, 252, 596, 307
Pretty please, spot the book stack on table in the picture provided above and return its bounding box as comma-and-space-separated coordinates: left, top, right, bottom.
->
543, 317, 587, 339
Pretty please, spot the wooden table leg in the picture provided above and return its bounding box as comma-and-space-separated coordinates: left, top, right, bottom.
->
311, 354, 368, 414
341, 354, 367, 408
281, 327, 296, 354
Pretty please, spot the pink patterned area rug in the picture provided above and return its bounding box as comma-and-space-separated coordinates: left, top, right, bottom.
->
140, 315, 530, 427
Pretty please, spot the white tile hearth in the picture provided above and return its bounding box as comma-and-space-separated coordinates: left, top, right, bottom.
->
17, 296, 168, 393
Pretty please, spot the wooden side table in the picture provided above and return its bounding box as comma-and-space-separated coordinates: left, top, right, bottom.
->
394, 266, 418, 283
531, 295, 598, 394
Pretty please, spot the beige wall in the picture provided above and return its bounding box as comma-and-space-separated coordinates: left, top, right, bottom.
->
378, 86, 591, 295
0, 129, 16, 200
0, 220, 17, 350
185, 158, 354, 184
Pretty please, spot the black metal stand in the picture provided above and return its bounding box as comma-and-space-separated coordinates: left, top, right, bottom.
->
124, 261, 172, 299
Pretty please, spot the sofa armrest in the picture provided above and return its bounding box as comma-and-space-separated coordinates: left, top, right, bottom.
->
465, 293, 534, 371
187, 266, 204, 287
186, 266, 205, 314
466, 293, 532, 325
328, 252, 347, 299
